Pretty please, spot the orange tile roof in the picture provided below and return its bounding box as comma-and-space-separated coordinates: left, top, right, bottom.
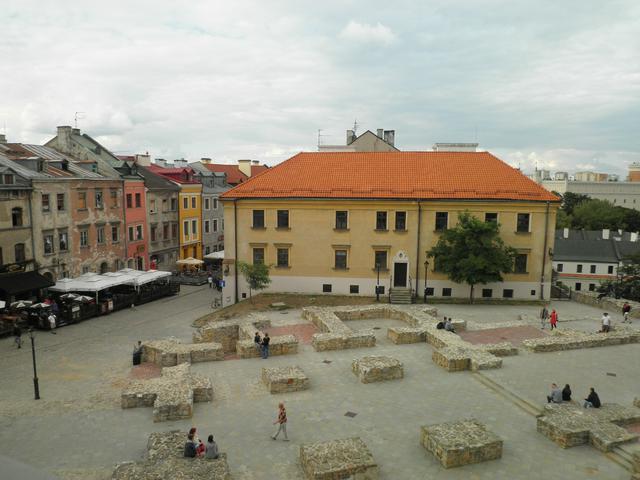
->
203, 163, 248, 185
221, 151, 560, 202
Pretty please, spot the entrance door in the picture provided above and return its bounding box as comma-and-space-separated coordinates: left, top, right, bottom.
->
393, 263, 408, 287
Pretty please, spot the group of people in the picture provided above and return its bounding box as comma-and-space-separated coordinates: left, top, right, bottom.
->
546, 383, 601, 409
207, 274, 223, 292
254, 331, 271, 359
435, 317, 456, 333
539, 306, 558, 330
183, 427, 219, 459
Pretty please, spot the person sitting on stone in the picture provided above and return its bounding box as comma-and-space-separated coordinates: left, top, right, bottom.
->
583, 387, 601, 408
436, 318, 445, 329
546, 383, 562, 403
183, 434, 197, 458
562, 384, 572, 402
205, 434, 219, 459
444, 318, 456, 333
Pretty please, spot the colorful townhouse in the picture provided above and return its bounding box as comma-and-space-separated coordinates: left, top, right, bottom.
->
220, 151, 560, 306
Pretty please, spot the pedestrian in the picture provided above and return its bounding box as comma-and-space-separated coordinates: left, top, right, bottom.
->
540, 305, 549, 329
622, 302, 631, 323
600, 313, 611, 333
254, 331, 262, 356
271, 402, 289, 441
562, 384, 572, 402
583, 387, 601, 408
13, 323, 22, 349
132, 340, 143, 365
549, 309, 558, 330
207, 274, 213, 289
261, 333, 270, 359
205, 435, 219, 459
546, 383, 562, 403
48, 312, 57, 331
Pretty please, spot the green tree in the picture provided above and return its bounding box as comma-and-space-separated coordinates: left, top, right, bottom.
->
427, 212, 517, 303
555, 210, 572, 229
571, 199, 625, 230
560, 192, 591, 215
237, 261, 272, 300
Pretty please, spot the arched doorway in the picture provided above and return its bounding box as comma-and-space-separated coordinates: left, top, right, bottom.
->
100, 262, 109, 274
392, 251, 409, 288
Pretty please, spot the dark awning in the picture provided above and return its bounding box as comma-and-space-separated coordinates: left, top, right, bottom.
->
0, 271, 55, 295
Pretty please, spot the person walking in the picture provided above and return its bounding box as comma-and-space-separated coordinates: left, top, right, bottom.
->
600, 313, 611, 333
207, 274, 213, 289
13, 323, 22, 349
583, 387, 601, 408
261, 333, 270, 359
549, 309, 558, 330
271, 402, 289, 441
540, 305, 549, 329
622, 302, 631, 323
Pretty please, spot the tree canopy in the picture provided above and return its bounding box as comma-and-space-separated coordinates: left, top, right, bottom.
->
597, 252, 640, 301
427, 212, 517, 302
555, 194, 640, 232
237, 261, 271, 300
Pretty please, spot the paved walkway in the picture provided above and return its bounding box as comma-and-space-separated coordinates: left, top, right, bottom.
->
0, 293, 637, 479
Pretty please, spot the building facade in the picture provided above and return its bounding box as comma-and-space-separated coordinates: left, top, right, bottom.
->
541, 179, 640, 210
220, 151, 559, 306
190, 161, 229, 255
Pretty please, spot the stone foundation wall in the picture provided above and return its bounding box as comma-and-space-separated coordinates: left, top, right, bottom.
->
300, 437, 379, 480
262, 366, 309, 394
572, 290, 640, 318
237, 335, 298, 358
352, 356, 404, 383
142, 338, 224, 366
522, 327, 640, 353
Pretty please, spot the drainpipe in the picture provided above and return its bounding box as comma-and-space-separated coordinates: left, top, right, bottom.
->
540, 201, 550, 300
233, 199, 238, 304
122, 179, 128, 268
28, 185, 37, 272
415, 201, 422, 301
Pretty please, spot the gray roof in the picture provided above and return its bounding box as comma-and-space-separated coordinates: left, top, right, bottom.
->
554, 229, 640, 262
0, 153, 48, 180
18, 144, 104, 178
138, 166, 180, 192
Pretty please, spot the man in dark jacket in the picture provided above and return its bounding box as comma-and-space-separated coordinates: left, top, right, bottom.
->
583, 387, 601, 408
261, 333, 270, 359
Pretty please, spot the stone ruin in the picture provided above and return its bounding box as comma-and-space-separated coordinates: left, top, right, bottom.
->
121, 363, 213, 422
262, 366, 310, 394
142, 337, 224, 367
522, 326, 640, 353
632, 450, 640, 480
299, 437, 379, 479
352, 355, 404, 383
112, 430, 231, 479
193, 313, 298, 359
420, 419, 503, 468
536, 403, 640, 451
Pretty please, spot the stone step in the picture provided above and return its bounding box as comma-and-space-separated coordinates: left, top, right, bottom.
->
607, 445, 636, 472
472, 372, 543, 417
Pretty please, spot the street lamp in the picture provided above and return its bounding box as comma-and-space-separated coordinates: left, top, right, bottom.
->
423, 260, 429, 303
375, 263, 381, 302
28, 328, 40, 400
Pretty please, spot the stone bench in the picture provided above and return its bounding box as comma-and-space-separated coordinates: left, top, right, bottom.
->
420, 419, 503, 468
113, 430, 231, 479
352, 355, 404, 383
300, 437, 379, 479
121, 363, 213, 422
262, 366, 309, 394
142, 337, 224, 367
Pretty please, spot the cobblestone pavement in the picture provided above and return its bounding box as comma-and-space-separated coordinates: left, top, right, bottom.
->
0, 294, 637, 479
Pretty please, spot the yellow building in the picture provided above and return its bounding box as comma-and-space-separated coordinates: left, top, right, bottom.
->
220, 152, 559, 305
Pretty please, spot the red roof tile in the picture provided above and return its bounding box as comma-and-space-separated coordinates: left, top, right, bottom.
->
221, 151, 560, 202
148, 165, 200, 184
202, 163, 248, 185
251, 165, 269, 176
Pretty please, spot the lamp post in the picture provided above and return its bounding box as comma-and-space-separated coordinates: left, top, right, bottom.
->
423, 260, 429, 303
28, 328, 40, 400
375, 262, 381, 302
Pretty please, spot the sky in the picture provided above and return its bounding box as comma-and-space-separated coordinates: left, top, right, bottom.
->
1, 0, 639, 176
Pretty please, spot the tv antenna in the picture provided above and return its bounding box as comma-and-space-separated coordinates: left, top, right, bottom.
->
352, 119, 358, 135
74, 112, 85, 128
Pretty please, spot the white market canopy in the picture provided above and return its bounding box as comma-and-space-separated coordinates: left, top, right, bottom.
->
49, 269, 172, 292
204, 250, 225, 260
176, 257, 204, 265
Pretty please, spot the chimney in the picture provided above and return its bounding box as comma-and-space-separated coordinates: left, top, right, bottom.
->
72, 128, 80, 135
377, 128, 384, 138
135, 154, 151, 166
0, 133, 6, 144
346, 130, 355, 145
201, 157, 211, 164
383, 130, 395, 146
631, 232, 639, 242
154, 158, 167, 168
238, 159, 251, 177
602, 229, 610, 240
174, 158, 188, 168
563, 228, 569, 239
252, 160, 259, 165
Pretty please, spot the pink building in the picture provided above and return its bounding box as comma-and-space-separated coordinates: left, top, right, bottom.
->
123, 177, 149, 270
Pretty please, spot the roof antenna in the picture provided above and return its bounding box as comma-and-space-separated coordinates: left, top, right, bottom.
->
74, 111, 85, 129
353, 119, 358, 136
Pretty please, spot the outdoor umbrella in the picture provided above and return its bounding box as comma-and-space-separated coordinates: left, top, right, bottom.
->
10, 301, 33, 309
60, 293, 79, 301
30, 303, 51, 309
76, 295, 95, 303
176, 257, 204, 266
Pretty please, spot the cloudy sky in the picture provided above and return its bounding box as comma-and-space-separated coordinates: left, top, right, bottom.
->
1, 0, 639, 176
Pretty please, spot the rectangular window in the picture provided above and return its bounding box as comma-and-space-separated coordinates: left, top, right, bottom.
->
350, 285, 359, 294
277, 210, 289, 228
128, 226, 135, 242
58, 231, 68, 251
590, 265, 596, 274
204, 198, 210, 210
95, 190, 103, 209
135, 193, 141, 208
191, 220, 197, 238
335, 211, 348, 230
57, 193, 65, 211
322, 284, 332, 293
608, 265, 614, 274
3, 174, 14, 184
213, 219, 218, 232
435, 212, 448, 231
514, 254, 527, 273
277, 248, 289, 267
395, 211, 406, 231
126, 194, 133, 209
577, 264, 583, 273
162, 198, 168, 211
171, 198, 178, 211
376, 211, 387, 230
172, 223, 178, 239
111, 226, 119, 243
151, 225, 157, 242
442, 288, 452, 297
589, 283, 596, 291
204, 220, 210, 234
183, 221, 189, 238
110, 189, 118, 207
78, 191, 87, 209
557, 263, 563, 272
205, 246, 210, 255
80, 230, 88, 247
503, 289, 514, 298
482, 288, 493, 298
97, 226, 105, 244
42, 194, 50, 212
253, 210, 265, 228
163, 223, 169, 240
253, 247, 265, 264
334, 250, 347, 269
374, 250, 387, 270
213, 199, 218, 209
516, 213, 530, 232
191, 196, 196, 209
575, 282, 582, 291
149, 199, 156, 213
15, 243, 25, 262
485, 212, 498, 223
183, 197, 188, 209
43, 234, 54, 254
